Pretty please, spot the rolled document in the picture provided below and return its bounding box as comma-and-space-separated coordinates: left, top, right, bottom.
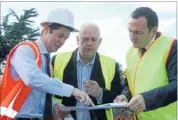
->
60, 102, 128, 111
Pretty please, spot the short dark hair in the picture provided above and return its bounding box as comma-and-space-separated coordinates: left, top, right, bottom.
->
48, 23, 73, 33
41, 22, 73, 33
130, 7, 158, 32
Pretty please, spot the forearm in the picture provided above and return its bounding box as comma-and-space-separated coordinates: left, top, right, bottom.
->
11, 45, 74, 97
141, 81, 177, 111
95, 90, 103, 104
142, 40, 177, 111
27, 69, 74, 97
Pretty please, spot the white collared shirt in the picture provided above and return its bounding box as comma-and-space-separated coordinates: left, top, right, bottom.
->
76, 49, 95, 120
11, 38, 74, 119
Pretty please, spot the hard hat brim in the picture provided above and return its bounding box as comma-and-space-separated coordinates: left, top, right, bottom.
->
41, 22, 78, 32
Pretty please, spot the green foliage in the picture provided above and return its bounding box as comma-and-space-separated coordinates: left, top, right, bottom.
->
118, 63, 126, 81
0, 8, 40, 60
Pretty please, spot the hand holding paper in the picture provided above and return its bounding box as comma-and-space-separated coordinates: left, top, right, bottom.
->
126, 94, 145, 112
114, 95, 128, 103
53, 103, 70, 118
59, 101, 128, 111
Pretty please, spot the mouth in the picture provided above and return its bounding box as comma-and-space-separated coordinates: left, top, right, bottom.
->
55, 44, 61, 48
132, 40, 138, 44
85, 48, 92, 51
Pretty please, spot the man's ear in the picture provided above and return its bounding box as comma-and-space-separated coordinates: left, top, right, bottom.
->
42, 24, 50, 35
99, 38, 102, 45
151, 26, 158, 37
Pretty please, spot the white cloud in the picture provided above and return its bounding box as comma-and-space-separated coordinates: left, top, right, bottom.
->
135, 2, 176, 12
1, 1, 176, 68
159, 18, 176, 35
91, 17, 131, 68
58, 14, 176, 69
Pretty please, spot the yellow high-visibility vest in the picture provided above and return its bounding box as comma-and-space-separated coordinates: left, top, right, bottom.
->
126, 35, 176, 120
54, 52, 116, 120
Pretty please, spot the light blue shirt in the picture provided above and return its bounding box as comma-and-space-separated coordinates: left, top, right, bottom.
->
11, 38, 74, 119
76, 50, 95, 120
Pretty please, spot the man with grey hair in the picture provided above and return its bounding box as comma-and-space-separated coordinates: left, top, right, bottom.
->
51, 23, 130, 120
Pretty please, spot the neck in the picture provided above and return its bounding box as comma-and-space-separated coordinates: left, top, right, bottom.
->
79, 54, 95, 64
81, 58, 90, 64
41, 36, 50, 53
144, 34, 156, 49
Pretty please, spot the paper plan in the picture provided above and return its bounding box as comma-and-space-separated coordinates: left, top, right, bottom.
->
60, 102, 128, 111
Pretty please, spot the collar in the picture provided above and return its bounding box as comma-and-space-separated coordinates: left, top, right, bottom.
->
145, 34, 156, 50
35, 37, 48, 54
76, 49, 95, 65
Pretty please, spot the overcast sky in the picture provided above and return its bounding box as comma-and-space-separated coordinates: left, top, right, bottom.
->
1, 1, 177, 68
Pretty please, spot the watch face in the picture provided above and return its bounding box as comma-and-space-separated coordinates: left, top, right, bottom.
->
112, 108, 135, 120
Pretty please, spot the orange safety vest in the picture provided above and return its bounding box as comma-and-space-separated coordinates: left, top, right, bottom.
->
0, 41, 42, 120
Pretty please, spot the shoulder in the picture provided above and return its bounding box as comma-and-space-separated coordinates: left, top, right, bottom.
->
97, 53, 117, 67
126, 46, 135, 59
10, 43, 37, 66
12, 41, 40, 58
52, 51, 74, 65
98, 53, 115, 61
171, 39, 177, 50
13, 44, 35, 58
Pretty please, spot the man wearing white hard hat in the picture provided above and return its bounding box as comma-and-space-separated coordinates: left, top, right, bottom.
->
0, 8, 94, 120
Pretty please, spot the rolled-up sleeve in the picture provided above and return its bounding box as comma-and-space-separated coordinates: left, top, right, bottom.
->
11, 45, 74, 97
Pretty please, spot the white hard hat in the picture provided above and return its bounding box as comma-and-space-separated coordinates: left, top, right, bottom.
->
41, 8, 78, 32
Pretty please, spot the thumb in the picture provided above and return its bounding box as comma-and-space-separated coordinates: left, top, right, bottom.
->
76, 95, 85, 103
120, 95, 128, 102
83, 81, 91, 87
113, 98, 117, 103
114, 96, 121, 103
75, 96, 81, 100
85, 80, 96, 85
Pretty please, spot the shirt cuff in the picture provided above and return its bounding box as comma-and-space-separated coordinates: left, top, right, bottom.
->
96, 89, 103, 104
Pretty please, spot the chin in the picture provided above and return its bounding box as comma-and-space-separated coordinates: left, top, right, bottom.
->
55, 47, 61, 52
51, 48, 57, 52
133, 44, 140, 48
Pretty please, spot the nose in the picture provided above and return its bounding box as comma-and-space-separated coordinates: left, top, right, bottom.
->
87, 39, 93, 45
60, 38, 66, 46
130, 32, 135, 37
129, 32, 137, 40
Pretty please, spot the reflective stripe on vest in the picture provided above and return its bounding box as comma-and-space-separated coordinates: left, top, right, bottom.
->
54, 52, 115, 120
0, 41, 42, 120
126, 35, 176, 120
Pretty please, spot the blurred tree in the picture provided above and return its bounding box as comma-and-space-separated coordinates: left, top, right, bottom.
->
118, 63, 126, 81
0, 8, 40, 62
